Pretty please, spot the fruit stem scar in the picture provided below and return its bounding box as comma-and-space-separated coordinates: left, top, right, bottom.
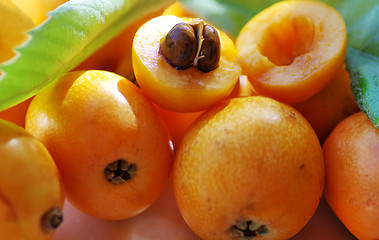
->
230, 220, 268, 239
41, 207, 63, 233
104, 159, 137, 184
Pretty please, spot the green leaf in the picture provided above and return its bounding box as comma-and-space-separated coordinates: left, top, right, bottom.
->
346, 49, 379, 128
179, 0, 379, 128
342, 2, 379, 128
0, 0, 174, 111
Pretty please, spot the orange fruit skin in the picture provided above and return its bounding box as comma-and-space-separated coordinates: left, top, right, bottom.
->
173, 96, 325, 240
236, 0, 346, 104
25, 70, 173, 220
0, 119, 64, 240
154, 103, 203, 150
154, 76, 259, 150
132, 15, 241, 112
0, 97, 32, 128
294, 66, 359, 143
323, 112, 379, 240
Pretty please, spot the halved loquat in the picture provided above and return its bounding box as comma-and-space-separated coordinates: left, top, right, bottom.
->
236, 0, 346, 103
173, 96, 325, 240
132, 15, 241, 112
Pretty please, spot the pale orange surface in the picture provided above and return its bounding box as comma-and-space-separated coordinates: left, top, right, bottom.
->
173, 96, 325, 239
236, 0, 346, 104
323, 112, 379, 240
132, 15, 241, 112
0, 119, 64, 240
25, 70, 173, 220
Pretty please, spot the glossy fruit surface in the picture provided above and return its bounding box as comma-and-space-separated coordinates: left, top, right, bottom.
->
323, 111, 379, 240
236, 0, 346, 103
25, 70, 173, 220
0, 119, 64, 240
132, 15, 241, 112
173, 96, 325, 240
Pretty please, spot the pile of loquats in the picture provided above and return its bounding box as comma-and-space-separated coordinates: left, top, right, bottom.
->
1, 1, 378, 240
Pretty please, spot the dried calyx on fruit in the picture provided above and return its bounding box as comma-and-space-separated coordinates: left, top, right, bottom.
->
159, 18, 221, 73
41, 207, 63, 233
229, 220, 268, 239
104, 159, 137, 185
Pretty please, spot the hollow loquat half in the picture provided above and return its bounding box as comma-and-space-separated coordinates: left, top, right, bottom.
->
236, 0, 347, 104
